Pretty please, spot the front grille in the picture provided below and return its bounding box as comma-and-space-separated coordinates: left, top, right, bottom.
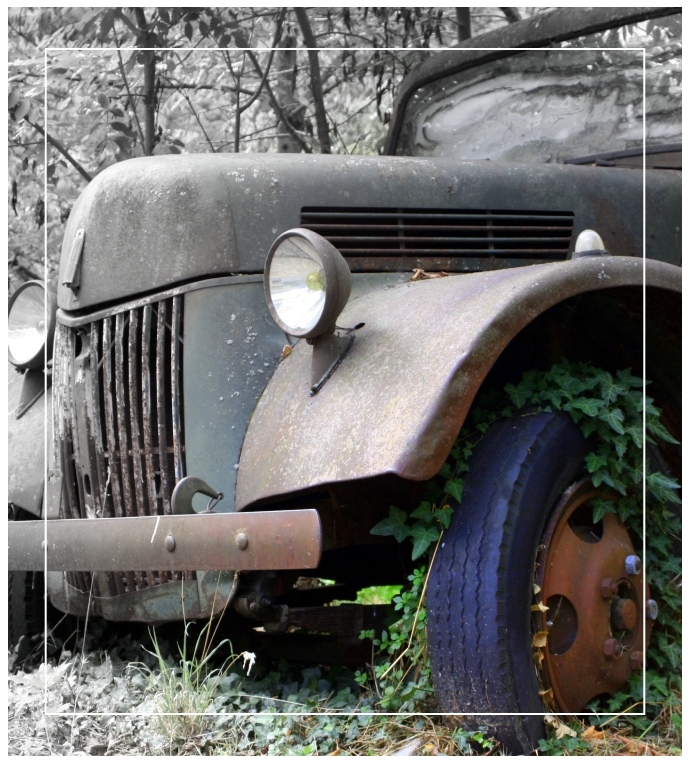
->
301, 207, 574, 271
53, 295, 189, 597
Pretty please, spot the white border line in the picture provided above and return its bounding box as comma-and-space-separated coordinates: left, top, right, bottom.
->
41, 41, 650, 720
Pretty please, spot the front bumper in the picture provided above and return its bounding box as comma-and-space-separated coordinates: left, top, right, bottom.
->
8, 509, 322, 572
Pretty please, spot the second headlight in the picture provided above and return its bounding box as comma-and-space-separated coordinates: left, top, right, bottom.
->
264, 228, 351, 339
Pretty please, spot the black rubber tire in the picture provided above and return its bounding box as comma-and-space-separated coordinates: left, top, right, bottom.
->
427, 410, 589, 755
9, 569, 45, 647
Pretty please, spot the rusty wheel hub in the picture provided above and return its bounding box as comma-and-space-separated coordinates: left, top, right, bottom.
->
535, 479, 653, 712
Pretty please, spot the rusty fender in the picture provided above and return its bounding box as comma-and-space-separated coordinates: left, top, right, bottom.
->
8, 509, 322, 572
236, 257, 681, 509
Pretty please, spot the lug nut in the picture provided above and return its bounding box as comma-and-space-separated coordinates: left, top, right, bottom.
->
165, 534, 176, 552
630, 651, 644, 671
603, 638, 623, 660
236, 532, 248, 551
625, 555, 642, 575
249, 600, 259, 612
646, 599, 658, 620
611, 598, 638, 631
601, 577, 619, 599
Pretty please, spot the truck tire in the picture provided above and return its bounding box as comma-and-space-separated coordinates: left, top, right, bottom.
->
427, 410, 589, 755
9, 507, 45, 652
9, 569, 44, 648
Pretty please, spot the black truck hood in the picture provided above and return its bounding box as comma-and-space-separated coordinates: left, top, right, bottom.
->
58, 153, 679, 311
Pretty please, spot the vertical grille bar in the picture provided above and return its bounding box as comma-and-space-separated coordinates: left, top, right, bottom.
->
142, 305, 168, 586
128, 309, 156, 588
103, 317, 137, 594
102, 318, 124, 518
115, 313, 145, 590
88, 322, 109, 516
114, 313, 134, 517
171, 296, 184, 483
156, 301, 176, 580
87, 322, 120, 597
156, 301, 170, 513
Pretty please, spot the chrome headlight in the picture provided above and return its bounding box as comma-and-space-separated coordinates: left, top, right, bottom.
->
8, 281, 55, 370
264, 228, 351, 339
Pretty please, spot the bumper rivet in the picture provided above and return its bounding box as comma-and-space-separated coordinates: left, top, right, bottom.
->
236, 533, 248, 550
625, 555, 641, 575
165, 535, 176, 552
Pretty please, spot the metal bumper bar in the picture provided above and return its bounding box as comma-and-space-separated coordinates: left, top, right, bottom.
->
8, 509, 322, 572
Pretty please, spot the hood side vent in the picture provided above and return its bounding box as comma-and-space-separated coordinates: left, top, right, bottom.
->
300, 207, 574, 272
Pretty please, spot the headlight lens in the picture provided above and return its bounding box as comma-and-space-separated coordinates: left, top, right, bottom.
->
265, 228, 351, 339
8, 281, 50, 369
268, 236, 327, 334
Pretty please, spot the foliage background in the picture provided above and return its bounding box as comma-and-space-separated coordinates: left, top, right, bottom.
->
8, 6, 547, 292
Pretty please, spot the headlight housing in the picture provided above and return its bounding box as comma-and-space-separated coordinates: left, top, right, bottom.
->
8, 281, 55, 370
264, 228, 351, 339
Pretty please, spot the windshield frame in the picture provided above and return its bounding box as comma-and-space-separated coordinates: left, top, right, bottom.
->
383, 6, 681, 156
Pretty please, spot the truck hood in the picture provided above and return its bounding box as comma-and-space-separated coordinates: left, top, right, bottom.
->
58, 152, 678, 311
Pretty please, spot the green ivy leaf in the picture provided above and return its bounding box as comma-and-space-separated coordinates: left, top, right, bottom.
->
370, 506, 411, 543
435, 505, 453, 529
647, 418, 680, 445
599, 407, 626, 435
570, 397, 604, 417
410, 501, 434, 523
408, 523, 440, 560
505, 381, 530, 408
585, 452, 607, 472
444, 478, 464, 504
616, 368, 645, 387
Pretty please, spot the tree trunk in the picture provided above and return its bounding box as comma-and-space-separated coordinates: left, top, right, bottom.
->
501, 8, 522, 24
133, 8, 156, 155
294, 7, 331, 154
274, 34, 305, 153
456, 8, 471, 42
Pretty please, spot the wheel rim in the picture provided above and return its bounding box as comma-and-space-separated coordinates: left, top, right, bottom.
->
534, 479, 652, 712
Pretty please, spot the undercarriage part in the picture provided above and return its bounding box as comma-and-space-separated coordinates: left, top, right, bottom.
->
8, 509, 322, 573
535, 479, 652, 711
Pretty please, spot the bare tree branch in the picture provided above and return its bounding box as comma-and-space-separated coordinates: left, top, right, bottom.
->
237, 8, 286, 115
163, 69, 217, 153
231, 29, 313, 154
115, 47, 146, 151
24, 118, 92, 183
294, 7, 331, 154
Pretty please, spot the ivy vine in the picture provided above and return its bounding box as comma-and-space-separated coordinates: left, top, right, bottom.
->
364, 361, 681, 728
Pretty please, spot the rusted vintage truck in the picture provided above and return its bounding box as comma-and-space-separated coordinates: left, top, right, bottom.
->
8, 7, 681, 753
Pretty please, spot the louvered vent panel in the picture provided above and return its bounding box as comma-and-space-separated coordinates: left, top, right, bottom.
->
301, 207, 574, 271
53, 295, 191, 597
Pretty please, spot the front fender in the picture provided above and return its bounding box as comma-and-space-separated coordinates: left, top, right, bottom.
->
236, 257, 680, 510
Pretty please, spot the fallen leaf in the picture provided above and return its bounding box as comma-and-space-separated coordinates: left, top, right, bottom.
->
545, 715, 577, 739
531, 601, 549, 613
539, 688, 554, 703
532, 631, 548, 648
280, 344, 292, 359
582, 726, 605, 743
533, 650, 544, 667
533, 583, 542, 594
